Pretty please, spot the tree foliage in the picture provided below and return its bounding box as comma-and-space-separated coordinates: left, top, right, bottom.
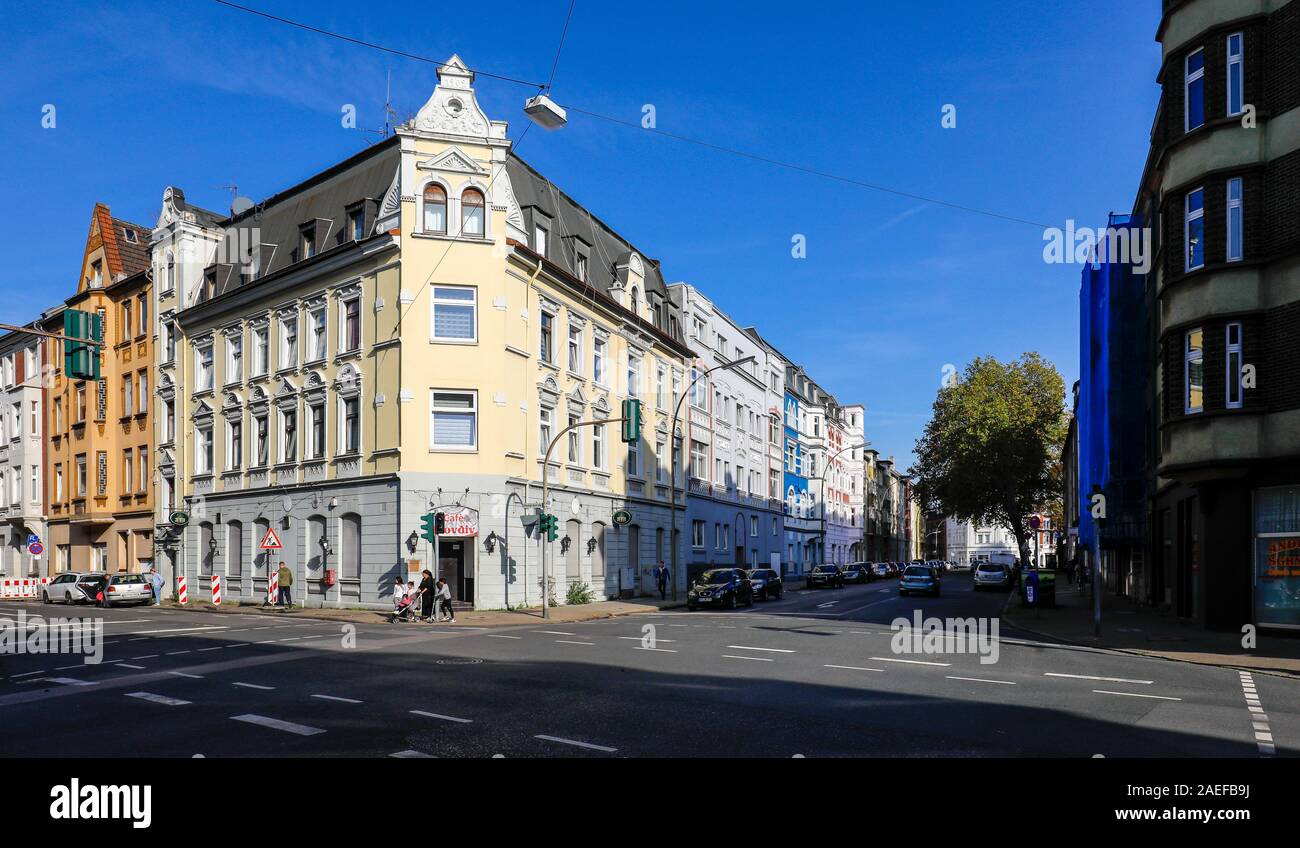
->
910, 353, 1067, 559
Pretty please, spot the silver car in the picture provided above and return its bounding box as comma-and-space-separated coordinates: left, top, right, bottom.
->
104, 573, 153, 606
972, 562, 1012, 590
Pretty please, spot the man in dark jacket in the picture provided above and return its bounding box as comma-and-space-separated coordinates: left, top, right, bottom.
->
656, 562, 670, 600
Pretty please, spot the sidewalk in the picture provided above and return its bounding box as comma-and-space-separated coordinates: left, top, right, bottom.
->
158, 595, 686, 628
1004, 579, 1300, 677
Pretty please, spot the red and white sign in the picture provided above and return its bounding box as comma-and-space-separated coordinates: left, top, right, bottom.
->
259, 527, 283, 550
439, 507, 479, 538
211, 575, 222, 606
267, 569, 279, 605
177, 575, 188, 605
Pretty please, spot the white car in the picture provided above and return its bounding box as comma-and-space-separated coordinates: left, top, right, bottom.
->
42, 572, 99, 604
104, 574, 153, 606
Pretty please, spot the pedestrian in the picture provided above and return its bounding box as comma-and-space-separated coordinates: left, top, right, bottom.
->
148, 565, 164, 606
655, 561, 669, 600
437, 577, 455, 623
393, 575, 407, 613
418, 570, 435, 622
97, 574, 111, 609
277, 563, 294, 609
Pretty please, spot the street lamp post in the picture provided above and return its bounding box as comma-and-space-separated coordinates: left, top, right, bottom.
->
669, 356, 756, 601
811, 442, 869, 569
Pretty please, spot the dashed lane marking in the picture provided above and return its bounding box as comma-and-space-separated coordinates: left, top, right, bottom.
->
410, 710, 472, 723
168, 672, 204, 679
946, 675, 1016, 685
312, 694, 363, 704
722, 654, 773, 662
1045, 672, 1152, 685
556, 640, 595, 646
390, 750, 434, 758
725, 645, 795, 653
127, 692, 190, 706
1092, 690, 1182, 701
486, 634, 521, 639
824, 664, 884, 672
534, 630, 577, 636
231, 714, 325, 736
534, 734, 617, 753
232, 682, 275, 691
869, 657, 951, 667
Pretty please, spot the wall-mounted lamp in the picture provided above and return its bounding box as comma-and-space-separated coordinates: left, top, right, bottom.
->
319, 536, 332, 557
406, 531, 419, 556
329, 496, 337, 510
483, 531, 498, 554
586, 537, 597, 555
207, 537, 220, 558
560, 535, 571, 554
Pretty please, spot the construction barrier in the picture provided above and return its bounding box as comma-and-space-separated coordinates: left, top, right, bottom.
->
1, 578, 48, 599
177, 575, 188, 605
211, 574, 221, 606
267, 570, 278, 606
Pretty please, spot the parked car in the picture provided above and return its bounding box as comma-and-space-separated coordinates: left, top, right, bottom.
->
899, 564, 941, 597
746, 568, 784, 601
872, 562, 891, 579
688, 568, 754, 610
973, 562, 1013, 590
806, 564, 845, 589
42, 572, 102, 605
841, 562, 872, 584
104, 573, 153, 607
951, 560, 971, 572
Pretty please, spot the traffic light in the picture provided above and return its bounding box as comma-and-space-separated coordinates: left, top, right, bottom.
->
63, 309, 103, 381
435, 512, 446, 534
537, 512, 558, 543
419, 513, 436, 543
621, 398, 642, 444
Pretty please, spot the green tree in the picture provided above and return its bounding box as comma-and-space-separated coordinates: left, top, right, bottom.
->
910, 353, 1067, 563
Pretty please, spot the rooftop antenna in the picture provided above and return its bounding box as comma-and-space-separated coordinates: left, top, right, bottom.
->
362, 70, 399, 140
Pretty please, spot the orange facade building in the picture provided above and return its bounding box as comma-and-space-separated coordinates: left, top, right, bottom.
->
41, 203, 154, 573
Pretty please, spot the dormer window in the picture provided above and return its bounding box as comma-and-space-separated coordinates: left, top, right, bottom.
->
629, 286, 639, 316
534, 223, 549, 257
423, 184, 447, 234
123, 228, 137, 244
350, 209, 365, 241
301, 228, 316, 259
90, 261, 102, 289
575, 251, 588, 282
461, 189, 485, 236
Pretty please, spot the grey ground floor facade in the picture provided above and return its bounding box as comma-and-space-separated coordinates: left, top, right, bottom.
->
1, 517, 45, 578
162, 472, 688, 610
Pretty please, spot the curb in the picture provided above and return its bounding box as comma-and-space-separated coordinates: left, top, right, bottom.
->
158, 599, 687, 628
1000, 594, 1300, 681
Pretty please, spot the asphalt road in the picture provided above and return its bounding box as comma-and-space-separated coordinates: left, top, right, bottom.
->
1, 574, 1294, 757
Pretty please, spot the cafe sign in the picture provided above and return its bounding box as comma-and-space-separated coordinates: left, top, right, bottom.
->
440, 506, 479, 538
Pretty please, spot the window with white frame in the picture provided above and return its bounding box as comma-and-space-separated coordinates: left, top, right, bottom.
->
539, 311, 554, 364
1185, 47, 1205, 131
567, 322, 582, 373
423, 184, 447, 233
227, 419, 243, 470
280, 408, 297, 463
227, 335, 243, 383
280, 315, 299, 369
137, 294, 148, 337
1226, 322, 1243, 409
592, 423, 605, 470
430, 391, 477, 450
692, 520, 705, 548
627, 353, 641, 398
253, 326, 269, 375
341, 296, 361, 352
308, 402, 326, 459
30, 400, 39, 436
254, 413, 268, 466
1227, 32, 1244, 116
627, 437, 640, 477
196, 344, 213, 391
1185, 188, 1205, 271
656, 363, 667, 409
308, 308, 326, 361
534, 223, 548, 257
690, 440, 706, 479
76, 454, 87, 496
30, 464, 39, 502
539, 405, 553, 455
55, 463, 63, 501
342, 395, 360, 454
567, 414, 581, 464
138, 451, 147, 493
750, 515, 758, 537
656, 439, 666, 483
461, 188, 485, 236
592, 336, 606, 384
575, 252, 588, 282
1226, 177, 1243, 262
1184, 328, 1204, 414
137, 371, 147, 414
121, 376, 133, 419
195, 424, 213, 474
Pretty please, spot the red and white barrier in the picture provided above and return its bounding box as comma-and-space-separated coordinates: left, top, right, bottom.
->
211, 574, 221, 606
267, 570, 278, 605
1, 578, 47, 599
177, 575, 188, 605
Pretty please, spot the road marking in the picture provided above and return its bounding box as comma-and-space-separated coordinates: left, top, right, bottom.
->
725, 645, 795, 653
232, 682, 275, 690
556, 640, 595, 646
534, 734, 617, 753
722, 654, 773, 662
46, 677, 96, 686
1045, 672, 1152, 685
116, 664, 147, 670
231, 714, 325, 736
168, 671, 204, 679
127, 692, 190, 706
197, 647, 223, 652
633, 647, 678, 653
1092, 689, 1182, 701
534, 630, 576, 636
127, 626, 229, 635
390, 750, 434, 758
410, 710, 473, 723
1238, 672, 1274, 757
131, 655, 159, 660
486, 634, 521, 639
869, 657, 951, 667
312, 694, 363, 704
816, 601, 839, 608
166, 650, 192, 656
617, 636, 676, 643
824, 664, 884, 672
946, 675, 1016, 685
10, 670, 47, 678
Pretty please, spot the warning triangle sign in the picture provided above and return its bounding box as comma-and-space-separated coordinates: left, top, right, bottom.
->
259, 527, 283, 550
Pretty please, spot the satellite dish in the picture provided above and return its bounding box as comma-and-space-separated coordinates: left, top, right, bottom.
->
230, 196, 254, 217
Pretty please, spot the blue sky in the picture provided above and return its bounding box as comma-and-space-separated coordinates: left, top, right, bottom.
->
0, 0, 1161, 467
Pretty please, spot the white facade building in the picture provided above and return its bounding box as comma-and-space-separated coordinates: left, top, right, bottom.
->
0, 326, 48, 577
945, 517, 1017, 565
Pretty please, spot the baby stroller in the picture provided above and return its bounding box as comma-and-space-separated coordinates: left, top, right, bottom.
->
390, 592, 420, 623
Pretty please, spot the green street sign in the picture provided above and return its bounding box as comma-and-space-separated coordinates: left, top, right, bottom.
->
169, 511, 191, 527
612, 509, 632, 527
